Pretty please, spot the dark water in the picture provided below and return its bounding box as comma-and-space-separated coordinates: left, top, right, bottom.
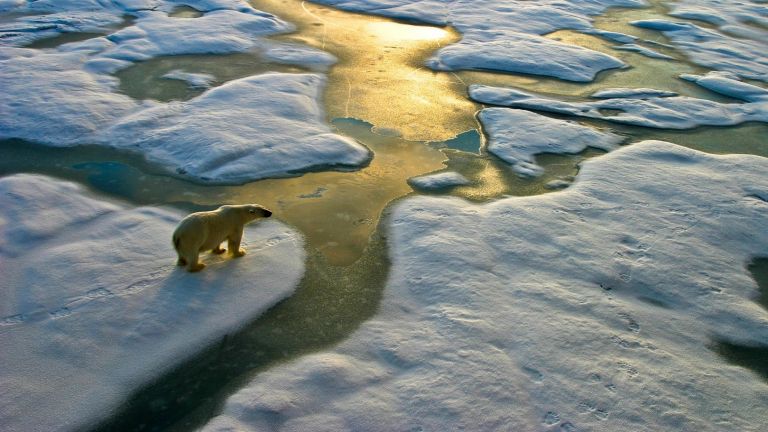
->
710, 258, 768, 382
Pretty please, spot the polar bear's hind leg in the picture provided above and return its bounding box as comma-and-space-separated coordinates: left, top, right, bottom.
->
186, 250, 205, 272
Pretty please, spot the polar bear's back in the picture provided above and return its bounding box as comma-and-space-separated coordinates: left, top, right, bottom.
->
172, 209, 235, 252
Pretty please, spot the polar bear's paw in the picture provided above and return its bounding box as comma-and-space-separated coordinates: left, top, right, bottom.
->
232, 248, 246, 258
189, 263, 206, 272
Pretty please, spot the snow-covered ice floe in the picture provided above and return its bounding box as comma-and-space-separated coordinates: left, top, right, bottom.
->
610, 43, 675, 60
408, 171, 471, 190
2, 0, 356, 183
479, 108, 624, 176
0, 174, 306, 432
311, 0, 649, 81
631, 0, 768, 82
1, 42, 366, 182
98, 73, 372, 183
0, 11, 124, 46
0, 48, 142, 145
469, 72, 768, 129
203, 141, 768, 432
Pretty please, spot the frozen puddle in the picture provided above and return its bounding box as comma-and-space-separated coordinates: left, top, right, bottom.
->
204, 141, 768, 432
0, 174, 306, 432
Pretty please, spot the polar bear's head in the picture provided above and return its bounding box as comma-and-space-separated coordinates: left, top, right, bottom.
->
220, 204, 273, 223
243, 204, 272, 221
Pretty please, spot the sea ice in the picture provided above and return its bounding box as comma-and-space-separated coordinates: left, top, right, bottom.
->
408, 171, 471, 190
98, 73, 372, 183
2, 48, 364, 183
0, 174, 306, 432
162, 69, 216, 88
203, 141, 768, 432
96, 9, 292, 62
0, 11, 123, 46
631, 16, 767, 82
479, 108, 624, 176
311, 0, 647, 81
611, 43, 675, 60
590, 88, 677, 99
469, 81, 768, 129
0, 48, 142, 145
426, 30, 625, 82
1, 2, 362, 183
680, 71, 768, 103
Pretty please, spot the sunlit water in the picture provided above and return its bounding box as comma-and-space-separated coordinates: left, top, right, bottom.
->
1, 0, 766, 430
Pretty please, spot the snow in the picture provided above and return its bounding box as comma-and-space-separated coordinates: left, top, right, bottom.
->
1, 0, 258, 14
315, 0, 767, 83
1, 1, 362, 183
469, 81, 768, 129
590, 88, 677, 99
203, 140, 768, 432
98, 73, 372, 183
680, 71, 768, 103
0, 174, 306, 432
584, 29, 638, 44
0, 48, 142, 145
309, 0, 649, 81
162, 69, 215, 88
611, 43, 675, 60
479, 108, 624, 176
426, 31, 625, 82
96, 9, 292, 62
1, 48, 363, 183
630, 13, 768, 82
0, 11, 123, 46
408, 171, 470, 190
260, 42, 337, 70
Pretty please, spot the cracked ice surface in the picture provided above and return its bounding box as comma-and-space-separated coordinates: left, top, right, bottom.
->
203, 141, 768, 432
0, 174, 306, 432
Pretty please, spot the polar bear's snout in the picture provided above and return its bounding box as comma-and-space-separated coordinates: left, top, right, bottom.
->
250, 207, 272, 218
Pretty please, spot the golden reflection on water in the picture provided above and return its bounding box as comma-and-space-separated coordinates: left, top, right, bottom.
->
249, 0, 478, 141
215, 119, 446, 265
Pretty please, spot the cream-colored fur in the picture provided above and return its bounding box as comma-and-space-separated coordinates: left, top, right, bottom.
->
172, 204, 272, 272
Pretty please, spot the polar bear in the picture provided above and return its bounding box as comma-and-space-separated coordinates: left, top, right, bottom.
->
172, 204, 272, 272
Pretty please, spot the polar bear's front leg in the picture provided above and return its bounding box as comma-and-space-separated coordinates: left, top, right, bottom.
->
228, 229, 246, 257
